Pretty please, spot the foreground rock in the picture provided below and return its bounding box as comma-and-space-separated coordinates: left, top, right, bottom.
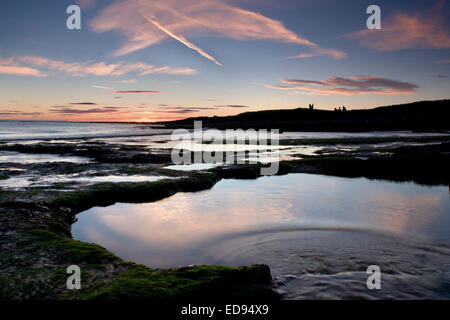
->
0, 202, 278, 300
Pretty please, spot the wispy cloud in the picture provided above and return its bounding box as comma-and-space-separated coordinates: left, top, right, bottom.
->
68, 102, 98, 105
0, 58, 44, 76
0, 56, 196, 77
0, 110, 43, 116
136, 105, 218, 114
49, 107, 121, 114
149, 106, 219, 114
436, 59, 450, 63
436, 74, 448, 78
0, 65, 44, 76
265, 76, 419, 96
151, 109, 200, 114
92, 85, 114, 90
344, 1, 450, 52
288, 47, 347, 59
89, 0, 345, 63
115, 90, 165, 94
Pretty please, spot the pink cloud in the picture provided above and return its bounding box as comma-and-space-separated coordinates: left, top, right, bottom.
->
89, 0, 345, 62
0, 56, 196, 77
0, 65, 44, 77
265, 75, 419, 96
0, 58, 44, 76
344, 1, 450, 52
289, 47, 347, 59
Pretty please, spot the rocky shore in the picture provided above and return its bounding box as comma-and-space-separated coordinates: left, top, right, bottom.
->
0, 135, 449, 300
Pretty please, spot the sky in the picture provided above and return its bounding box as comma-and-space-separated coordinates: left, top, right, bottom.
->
0, 0, 449, 122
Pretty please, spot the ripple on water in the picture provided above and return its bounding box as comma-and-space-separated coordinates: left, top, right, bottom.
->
200, 228, 450, 299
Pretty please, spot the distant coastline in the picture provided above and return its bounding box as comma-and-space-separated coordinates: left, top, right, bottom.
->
159, 99, 450, 132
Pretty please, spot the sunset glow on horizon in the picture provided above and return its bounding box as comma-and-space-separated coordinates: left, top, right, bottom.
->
0, 0, 449, 122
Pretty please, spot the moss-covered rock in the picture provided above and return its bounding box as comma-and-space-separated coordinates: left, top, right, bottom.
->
50, 173, 220, 213
0, 227, 277, 300
61, 264, 277, 301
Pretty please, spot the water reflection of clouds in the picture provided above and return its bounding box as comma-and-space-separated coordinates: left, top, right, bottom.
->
364, 192, 444, 236
73, 173, 450, 267
94, 188, 298, 247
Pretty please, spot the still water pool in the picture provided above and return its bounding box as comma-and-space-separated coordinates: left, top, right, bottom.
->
73, 174, 450, 299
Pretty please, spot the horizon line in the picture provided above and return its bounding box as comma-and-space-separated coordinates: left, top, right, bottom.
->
1, 99, 448, 124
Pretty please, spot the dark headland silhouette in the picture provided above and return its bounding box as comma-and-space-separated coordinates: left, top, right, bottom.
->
160, 99, 450, 132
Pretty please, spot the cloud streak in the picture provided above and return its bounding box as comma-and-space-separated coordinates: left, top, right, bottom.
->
0, 110, 43, 116
151, 109, 200, 114
0, 56, 196, 77
49, 107, 121, 114
92, 85, 114, 90
115, 90, 164, 94
89, 0, 345, 63
142, 15, 223, 67
68, 102, 98, 105
265, 76, 419, 96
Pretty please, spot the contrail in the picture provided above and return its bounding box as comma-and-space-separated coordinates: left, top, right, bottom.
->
142, 14, 223, 67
